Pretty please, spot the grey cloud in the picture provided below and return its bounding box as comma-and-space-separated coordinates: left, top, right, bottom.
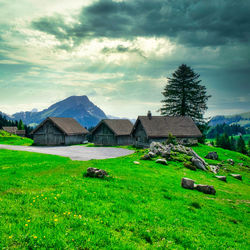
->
102, 45, 146, 58
31, 0, 250, 47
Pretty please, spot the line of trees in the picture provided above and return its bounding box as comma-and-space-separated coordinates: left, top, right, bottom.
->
215, 133, 249, 155
207, 123, 246, 138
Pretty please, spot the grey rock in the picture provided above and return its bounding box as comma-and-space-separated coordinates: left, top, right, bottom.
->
161, 150, 171, 159
87, 167, 108, 178
209, 165, 220, 174
230, 174, 242, 180
140, 154, 151, 160
195, 184, 216, 195
215, 176, 227, 182
149, 151, 156, 158
205, 152, 218, 160
191, 157, 207, 171
181, 178, 195, 190
156, 159, 167, 165
133, 161, 140, 165
227, 159, 235, 165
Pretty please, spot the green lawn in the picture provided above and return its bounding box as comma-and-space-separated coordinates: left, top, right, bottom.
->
0, 145, 249, 248
0, 130, 33, 146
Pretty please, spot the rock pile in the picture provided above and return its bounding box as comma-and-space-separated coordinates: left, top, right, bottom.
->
147, 142, 210, 171
230, 174, 242, 180
86, 167, 108, 178
181, 178, 216, 195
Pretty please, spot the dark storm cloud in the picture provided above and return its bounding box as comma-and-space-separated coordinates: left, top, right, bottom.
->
102, 45, 146, 58
31, 0, 250, 47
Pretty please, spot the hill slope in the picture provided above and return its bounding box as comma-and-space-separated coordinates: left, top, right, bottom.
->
209, 111, 250, 128
0, 145, 249, 248
10, 96, 107, 128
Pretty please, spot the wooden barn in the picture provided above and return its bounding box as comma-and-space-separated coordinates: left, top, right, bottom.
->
132, 112, 202, 147
91, 119, 133, 145
3, 126, 26, 137
31, 117, 89, 146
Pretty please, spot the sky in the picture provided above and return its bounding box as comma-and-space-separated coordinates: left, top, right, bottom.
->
0, 0, 250, 119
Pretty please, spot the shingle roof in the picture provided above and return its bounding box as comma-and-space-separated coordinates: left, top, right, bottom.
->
133, 116, 202, 138
92, 119, 133, 136
3, 127, 18, 134
31, 117, 89, 135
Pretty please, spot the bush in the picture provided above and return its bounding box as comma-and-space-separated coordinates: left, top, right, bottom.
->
167, 133, 177, 145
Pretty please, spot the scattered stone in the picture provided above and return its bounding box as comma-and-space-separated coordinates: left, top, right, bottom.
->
215, 176, 227, 182
195, 184, 216, 195
155, 159, 167, 165
184, 162, 196, 171
191, 157, 207, 171
133, 161, 140, 165
86, 167, 108, 178
205, 152, 218, 160
140, 154, 151, 160
148, 151, 156, 158
227, 159, 234, 165
238, 163, 243, 167
209, 165, 220, 174
161, 151, 171, 159
230, 174, 242, 181
181, 178, 195, 190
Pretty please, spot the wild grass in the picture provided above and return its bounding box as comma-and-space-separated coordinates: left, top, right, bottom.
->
0, 144, 249, 248
0, 130, 33, 146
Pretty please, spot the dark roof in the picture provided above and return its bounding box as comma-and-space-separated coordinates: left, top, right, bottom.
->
3, 127, 17, 134
31, 117, 89, 135
16, 130, 26, 135
133, 116, 202, 138
92, 119, 133, 136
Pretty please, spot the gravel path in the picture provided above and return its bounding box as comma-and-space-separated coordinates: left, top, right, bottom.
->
0, 144, 134, 161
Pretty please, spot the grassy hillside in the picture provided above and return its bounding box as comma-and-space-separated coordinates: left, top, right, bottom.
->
0, 130, 33, 146
0, 145, 249, 248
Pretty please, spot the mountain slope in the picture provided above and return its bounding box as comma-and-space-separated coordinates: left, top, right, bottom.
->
11, 96, 107, 128
209, 111, 250, 128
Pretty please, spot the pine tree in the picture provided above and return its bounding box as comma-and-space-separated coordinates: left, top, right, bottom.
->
18, 119, 24, 130
230, 136, 236, 151
237, 136, 247, 154
159, 64, 211, 123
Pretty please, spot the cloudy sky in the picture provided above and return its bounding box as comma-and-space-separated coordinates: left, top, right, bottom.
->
0, 0, 249, 118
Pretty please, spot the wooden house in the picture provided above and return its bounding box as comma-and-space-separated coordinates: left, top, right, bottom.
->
3, 126, 26, 137
132, 112, 202, 147
31, 117, 89, 146
91, 119, 133, 145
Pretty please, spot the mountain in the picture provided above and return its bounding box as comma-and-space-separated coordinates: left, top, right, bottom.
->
107, 115, 136, 124
9, 96, 107, 128
209, 111, 250, 128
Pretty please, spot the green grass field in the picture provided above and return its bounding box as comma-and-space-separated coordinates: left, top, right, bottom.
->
0, 130, 33, 146
0, 144, 249, 248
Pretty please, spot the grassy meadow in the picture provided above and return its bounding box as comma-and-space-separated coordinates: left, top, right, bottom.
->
0, 130, 33, 146
0, 144, 249, 249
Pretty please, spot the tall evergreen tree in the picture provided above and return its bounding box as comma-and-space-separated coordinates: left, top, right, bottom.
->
159, 64, 211, 123
18, 119, 24, 130
237, 136, 247, 154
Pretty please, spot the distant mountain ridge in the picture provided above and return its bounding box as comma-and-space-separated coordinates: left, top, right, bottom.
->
209, 111, 250, 128
3, 96, 107, 128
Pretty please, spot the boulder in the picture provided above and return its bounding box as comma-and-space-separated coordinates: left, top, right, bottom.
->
161, 151, 171, 159
133, 161, 140, 165
140, 154, 151, 160
86, 168, 108, 178
209, 165, 220, 174
156, 159, 167, 165
230, 174, 242, 180
215, 176, 227, 182
181, 178, 195, 190
195, 184, 216, 195
148, 151, 156, 158
191, 157, 207, 171
205, 152, 218, 160
183, 162, 196, 171
227, 159, 234, 165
